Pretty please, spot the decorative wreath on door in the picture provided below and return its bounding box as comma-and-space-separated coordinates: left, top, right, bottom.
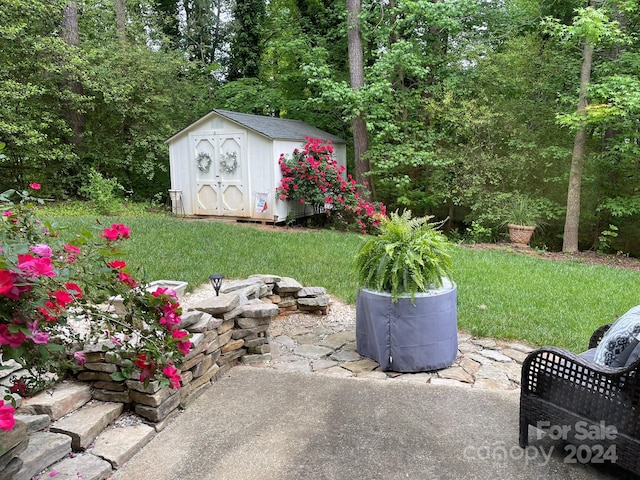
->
219, 151, 238, 174
195, 152, 212, 173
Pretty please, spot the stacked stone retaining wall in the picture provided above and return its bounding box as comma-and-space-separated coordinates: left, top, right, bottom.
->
0, 274, 329, 479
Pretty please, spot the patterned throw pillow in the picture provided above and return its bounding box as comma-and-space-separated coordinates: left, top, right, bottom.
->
594, 306, 640, 367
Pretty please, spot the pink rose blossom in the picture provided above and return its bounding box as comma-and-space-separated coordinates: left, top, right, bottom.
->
17, 254, 56, 278
107, 260, 127, 270
101, 223, 131, 241
0, 270, 14, 296
0, 401, 16, 431
74, 352, 86, 366
162, 364, 181, 389
29, 183, 41, 190
0, 324, 26, 348
30, 244, 52, 257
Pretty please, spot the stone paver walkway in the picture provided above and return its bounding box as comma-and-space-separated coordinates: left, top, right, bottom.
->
245, 306, 535, 391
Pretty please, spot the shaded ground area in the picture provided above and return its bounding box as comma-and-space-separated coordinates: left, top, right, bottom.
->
461, 243, 640, 272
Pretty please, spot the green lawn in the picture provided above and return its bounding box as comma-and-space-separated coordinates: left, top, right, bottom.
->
44, 212, 640, 353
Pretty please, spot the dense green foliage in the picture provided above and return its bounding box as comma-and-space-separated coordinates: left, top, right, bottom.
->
41, 210, 640, 353
355, 211, 453, 301
2, 0, 640, 253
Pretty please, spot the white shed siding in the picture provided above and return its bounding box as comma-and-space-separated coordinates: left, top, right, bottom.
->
246, 133, 274, 220
166, 110, 346, 221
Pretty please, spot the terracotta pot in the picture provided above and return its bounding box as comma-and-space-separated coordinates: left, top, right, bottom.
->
508, 224, 536, 246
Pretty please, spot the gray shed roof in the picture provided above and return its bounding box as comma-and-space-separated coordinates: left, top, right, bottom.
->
165, 109, 346, 145
213, 109, 345, 144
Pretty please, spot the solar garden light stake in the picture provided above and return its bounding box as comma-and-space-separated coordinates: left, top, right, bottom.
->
209, 273, 224, 296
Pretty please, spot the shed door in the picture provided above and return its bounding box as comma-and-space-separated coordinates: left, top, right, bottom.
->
191, 132, 247, 217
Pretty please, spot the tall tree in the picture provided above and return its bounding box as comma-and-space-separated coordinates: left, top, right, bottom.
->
347, 0, 372, 197
115, 0, 127, 41
61, 1, 84, 147
0, 0, 76, 193
182, 0, 230, 67
545, 1, 629, 252
361, 0, 483, 213
563, 29, 594, 252
227, 0, 265, 80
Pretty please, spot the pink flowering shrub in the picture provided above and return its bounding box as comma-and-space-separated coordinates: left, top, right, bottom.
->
0, 186, 192, 430
276, 138, 387, 234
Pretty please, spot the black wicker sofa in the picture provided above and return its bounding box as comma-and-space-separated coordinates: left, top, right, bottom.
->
520, 311, 640, 477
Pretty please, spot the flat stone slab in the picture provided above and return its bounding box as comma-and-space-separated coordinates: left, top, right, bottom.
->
41, 452, 113, 480
134, 392, 181, 423
502, 348, 528, 363
296, 287, 326, 297
341, 358, 379, 374
506, 342, 535, 353
477, 349, 513, 362
291, 332, 318, 345
240, 302, 279, 318
493, 362, 522, 383
50, 401, 123, 450
293, 345, 333, 359
190, 293, 240, 315
275, 277, 302, 293
249, 274, 281, 284
457, 333, 472, 343
438, 366, 474, 384
19, 382, 92, 420
129, 387, 176, 408
91, 423, 156, 469
271, 335, 295, 350
177, 310, 204, 329
13, 414, 50, 435
460, 357, 481, 376
457, 342, 479, 354
320, 331, 355, 350
297, 295, 330, 308
220, 278, 263, 294
466, 353, 494, 366
15, 432, 71, 480
187, 313, 222, 333
329, 350, 362, 362
233, 284, 262, 299
474, 365, 513, 389
473, 338, 498, 349
0, 420, 27, 458
0, 456, 23, 480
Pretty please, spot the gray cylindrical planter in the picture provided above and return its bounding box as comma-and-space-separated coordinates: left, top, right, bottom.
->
356, 279, 458, 372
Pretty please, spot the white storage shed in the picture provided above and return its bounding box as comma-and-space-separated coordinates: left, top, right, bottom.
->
165, 109, 347, 222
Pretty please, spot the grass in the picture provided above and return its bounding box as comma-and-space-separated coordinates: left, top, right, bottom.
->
41, 209, 640, 353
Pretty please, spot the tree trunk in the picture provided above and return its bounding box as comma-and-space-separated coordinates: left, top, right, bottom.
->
62, 1, 79, 45
347, 0, 373, 199
115, 0, 127, 42
562, 39, 594, 252
61, 1, 84, 147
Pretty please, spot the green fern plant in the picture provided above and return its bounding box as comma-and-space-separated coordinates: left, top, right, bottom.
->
355, 211, 453, 302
